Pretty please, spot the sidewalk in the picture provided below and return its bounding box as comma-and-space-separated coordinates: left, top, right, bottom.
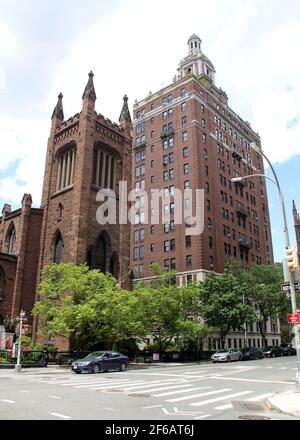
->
267, 390, 300, 418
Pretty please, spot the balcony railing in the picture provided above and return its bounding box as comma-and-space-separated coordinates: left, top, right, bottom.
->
238, 238, 252, 249
236, 206, 249, 217
160, 129, 175, 139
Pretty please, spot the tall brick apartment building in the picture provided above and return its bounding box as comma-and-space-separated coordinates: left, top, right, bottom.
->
131, 35, 279, 349
0, 72, 132, 337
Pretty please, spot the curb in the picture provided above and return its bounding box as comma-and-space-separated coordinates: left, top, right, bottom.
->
266, 396, 300, 419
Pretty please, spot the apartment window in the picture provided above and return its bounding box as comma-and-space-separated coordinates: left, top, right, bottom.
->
182, 131, 188, 141
209, 256, 214, 269
205, 182, 210, 193
170, 239, 176, 251
135, 164, 145, 177
205, 165, 209, 176
170, 202, 175, 213
133, 247, 139, 261
184, 180, 190, 191
204, 149, 208, 159
183, 163, 189, 174
135, 149, 146, 162
182, 116, 187, 126
207, 199, 211, 211
164, 241, 170, 252
164, 259, 170, 271
186, 255, 192, 269
139, 246, 144, 260
181, 102, 186, 112
183, 147, 189, 157
209, 236, 213, 248
162, 108, 173, 119
180, 87, 187, 97
203, 133, 207, 143
208, 218, 212, 230
162, 137, 174, 150
151, 144, 155, 152
186, 235, 192, 247
150, 176, 154, 183
169, 169, 175, 180
201, 104, 205, 113
150, 225, 154, 234
170, 258, 176, 270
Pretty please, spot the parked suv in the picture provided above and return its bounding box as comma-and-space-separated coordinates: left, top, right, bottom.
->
280, 343, 296, 356
241, 347, 264, 361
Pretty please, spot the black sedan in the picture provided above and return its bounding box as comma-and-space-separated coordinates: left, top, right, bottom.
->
71, 351, 129, 374
241, 347, 264, 360
262, 346, 283, 358
280, 344, 296, 356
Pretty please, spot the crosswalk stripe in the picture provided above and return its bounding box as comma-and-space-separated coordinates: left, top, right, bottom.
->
79, 381, 146, 390
247, 393, 274, 401
62, 379, 134, 387
166, 388, 232, 403
153, 386, 212, 397
190, 390, 253, 407
194, 414, 211, 420
89, 380, 180, 391
182, 370, 208, 374
214, 404, 232, 410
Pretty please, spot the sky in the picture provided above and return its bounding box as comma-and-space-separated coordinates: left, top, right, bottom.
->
0, 0, 300, 262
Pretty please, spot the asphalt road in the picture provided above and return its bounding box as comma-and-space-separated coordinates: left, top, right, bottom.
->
0, 356, 298, 421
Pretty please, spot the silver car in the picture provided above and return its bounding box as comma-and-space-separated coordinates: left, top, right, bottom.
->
211, 348, 243, 363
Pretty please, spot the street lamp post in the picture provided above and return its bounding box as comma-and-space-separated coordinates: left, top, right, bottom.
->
15, 310, 26, 373
231, 143, 300, 390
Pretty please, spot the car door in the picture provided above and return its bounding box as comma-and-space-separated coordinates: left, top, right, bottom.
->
229, 349, 236, 360
111, 352, 122, 370
101, 352, 113, 371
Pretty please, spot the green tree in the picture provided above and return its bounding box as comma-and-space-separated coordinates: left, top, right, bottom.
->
244, 264, 289, 347
33, 263, 141, 350
198, 272, 256, 349
133, 266, 201, 352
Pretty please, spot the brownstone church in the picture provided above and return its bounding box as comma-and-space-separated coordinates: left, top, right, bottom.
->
0, 72, 132, 335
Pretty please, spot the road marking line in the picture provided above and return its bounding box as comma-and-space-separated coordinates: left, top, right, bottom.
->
142, 405, 164, 409
104, 407, 119, 412
153, 387, 212, 397
66, 379, 135, 388
211, 376, 294, 385
50, 412, 72, 419
194, 414, 211, 419
48, 395, 62, 399
122, 381, 179, 391
247, 393, 274, 401
1, 399, 16, 404
166, 389, 232, 403
18, 390, 29, 393
277, 367, 287, 370
214, 404, 233, 410
60, 378, 133, 386
183, 370, 208, 374
191, 391, 253, 407
89, 381, 147, 390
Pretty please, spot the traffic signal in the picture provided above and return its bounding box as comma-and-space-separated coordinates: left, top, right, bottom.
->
286, 246, 298, 272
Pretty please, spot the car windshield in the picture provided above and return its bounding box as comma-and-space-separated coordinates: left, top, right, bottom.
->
84, 352, 105, 359
215, 350, 228, 354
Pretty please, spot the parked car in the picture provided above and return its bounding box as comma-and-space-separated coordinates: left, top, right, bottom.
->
280, 343, 296, 356
211, 348, 243, 363
262, 346, 283, 358
71, 350, 129, 374
241, 347, 264, 361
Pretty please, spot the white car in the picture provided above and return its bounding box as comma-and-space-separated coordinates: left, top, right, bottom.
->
211, 348, 243, 363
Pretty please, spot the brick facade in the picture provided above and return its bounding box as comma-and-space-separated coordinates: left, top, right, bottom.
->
293, 200, 300, 265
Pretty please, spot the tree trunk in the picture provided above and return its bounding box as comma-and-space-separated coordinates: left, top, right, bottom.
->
259, 320, 267, 348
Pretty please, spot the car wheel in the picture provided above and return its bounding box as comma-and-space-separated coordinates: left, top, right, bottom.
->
272, 353, 275, 358
227, 356, 231, 362
120, 362, 127, 372
75, 371, 81, 374
92, 364, 100, 374
259, 354, 263, 359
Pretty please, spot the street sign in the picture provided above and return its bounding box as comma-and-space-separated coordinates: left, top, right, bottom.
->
281, 282, 300, 292
288, 314, 300, 324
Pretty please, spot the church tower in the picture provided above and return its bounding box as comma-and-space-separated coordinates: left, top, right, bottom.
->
36, 72, 132, 311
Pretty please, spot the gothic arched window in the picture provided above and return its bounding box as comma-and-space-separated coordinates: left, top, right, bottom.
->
93, 148, 116, 190
6, 223, 16, 255
97, 235, 107, 273
0, 266, 5, 302
56, 147, 76, 192
53, 233, 63, 264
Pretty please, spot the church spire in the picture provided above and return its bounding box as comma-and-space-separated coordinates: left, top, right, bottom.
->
51, 93, 64, 121
119, 95, 132, 134
293, 200, 299, 223
82, 71, 97, 102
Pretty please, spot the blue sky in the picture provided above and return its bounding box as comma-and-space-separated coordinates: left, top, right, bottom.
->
0, 0, 300, 262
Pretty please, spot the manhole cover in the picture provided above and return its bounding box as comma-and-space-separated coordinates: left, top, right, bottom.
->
239, 415, 271, 420
128, 393, 150, 398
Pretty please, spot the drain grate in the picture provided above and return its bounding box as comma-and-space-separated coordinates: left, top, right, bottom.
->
128, 393, 150, 398
232, 400, 266, 411
239, 415, 271, 420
